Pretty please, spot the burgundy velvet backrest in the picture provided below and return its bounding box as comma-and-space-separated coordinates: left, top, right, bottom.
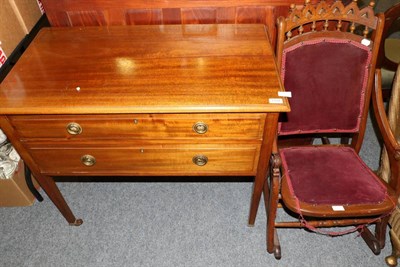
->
278, 38, 372, 135
275, 1, 384, 146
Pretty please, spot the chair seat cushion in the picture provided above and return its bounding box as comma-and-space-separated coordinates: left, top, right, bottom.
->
280, 146, 387, 205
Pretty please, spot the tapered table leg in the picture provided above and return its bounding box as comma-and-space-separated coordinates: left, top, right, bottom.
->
0, 116, 82, 226
248, 113, 279, 226
35, 173, 83, 226
248, 175, 264, 226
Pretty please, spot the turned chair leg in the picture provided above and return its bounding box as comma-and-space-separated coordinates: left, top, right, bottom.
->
376, 216, 390, 249
266, 155, 282, 259
359, 226, 381, 255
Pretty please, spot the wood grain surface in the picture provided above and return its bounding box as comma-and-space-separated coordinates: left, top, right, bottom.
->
0, 24, 289, 114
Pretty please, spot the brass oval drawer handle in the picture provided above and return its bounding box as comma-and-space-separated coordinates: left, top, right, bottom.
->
81, 155, 96, 167
66, 122, 82, 135
193, 122, 208, 134
192, 155, 208, 166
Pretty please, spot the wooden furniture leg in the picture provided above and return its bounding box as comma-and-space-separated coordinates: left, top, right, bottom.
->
249, 174, 265, 226
376, 216, 390, 249
0, 116, 82, 226
358, 227, 381, 255
248, 114, 279, 226
36, 174, 83, 226
266, 153, 282, 259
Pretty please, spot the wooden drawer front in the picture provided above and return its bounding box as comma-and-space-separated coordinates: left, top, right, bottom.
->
28, 144, 260, 175
10, 114, 265, 140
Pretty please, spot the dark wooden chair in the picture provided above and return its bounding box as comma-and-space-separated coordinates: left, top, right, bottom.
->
370, 3, 400, 265
265, 0, 397, 259
374, 66, 400, 267
376, 2, 400, 100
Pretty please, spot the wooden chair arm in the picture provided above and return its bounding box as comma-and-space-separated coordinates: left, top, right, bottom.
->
372, 69, 400, 158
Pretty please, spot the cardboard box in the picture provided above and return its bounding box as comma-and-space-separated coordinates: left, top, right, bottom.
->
11, 0, 42, 33
0, 0, 26, 56
0, 46, 7, 66
0, 0, 41, 58
0, 160, 39, 207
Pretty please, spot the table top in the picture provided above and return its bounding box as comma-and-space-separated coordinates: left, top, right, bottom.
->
0, 24, 290, 114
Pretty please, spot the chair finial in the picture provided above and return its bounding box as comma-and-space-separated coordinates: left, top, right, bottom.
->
289, 3, 296, 13
369, 1, 375, 8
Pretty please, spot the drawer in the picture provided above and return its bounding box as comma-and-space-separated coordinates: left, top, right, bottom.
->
9, 114, 265, 140
27, 143, 260, 175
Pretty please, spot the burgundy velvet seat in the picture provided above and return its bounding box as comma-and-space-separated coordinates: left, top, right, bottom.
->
280, 146, 386, 206
265, 0, 397, 261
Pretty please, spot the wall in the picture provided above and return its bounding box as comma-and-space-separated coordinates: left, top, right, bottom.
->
40, 0, 323, 47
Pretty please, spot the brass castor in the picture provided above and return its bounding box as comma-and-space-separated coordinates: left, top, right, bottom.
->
386, 255, 398, 267
69, 218, 83, 226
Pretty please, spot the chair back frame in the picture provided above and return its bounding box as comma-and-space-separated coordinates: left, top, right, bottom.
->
374, 68, 400, 195
377, 2, 400, 71
275, 0, 384, 152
